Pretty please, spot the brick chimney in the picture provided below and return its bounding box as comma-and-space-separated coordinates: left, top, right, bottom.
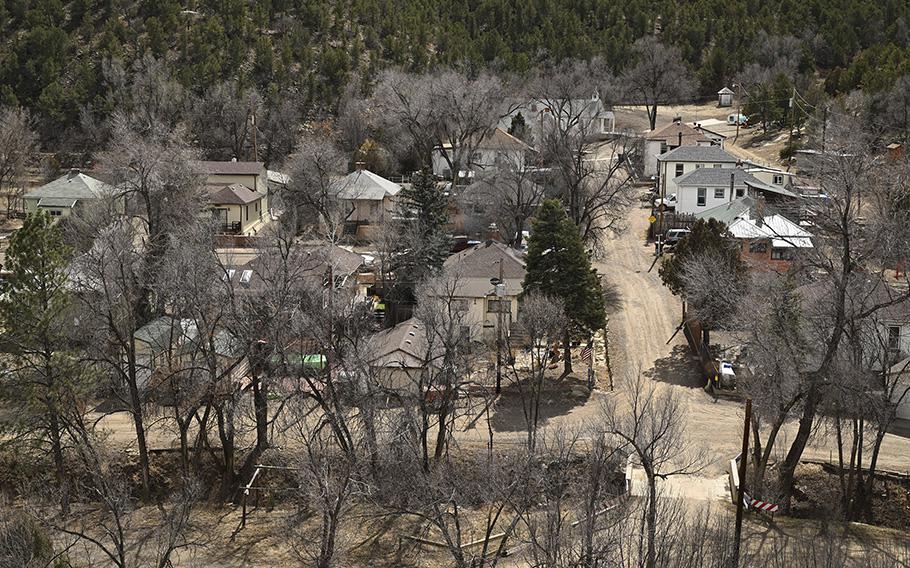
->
486, 222, 502, 242
755, 196, 766, 228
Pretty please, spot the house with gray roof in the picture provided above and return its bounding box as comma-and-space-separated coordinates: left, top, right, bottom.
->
673, 166, 796, 215
193, 160, 271, 236
441, 240, 526, 343
656, 145, 740, 206
331, 168, 402, 241
24, 170, 119, 218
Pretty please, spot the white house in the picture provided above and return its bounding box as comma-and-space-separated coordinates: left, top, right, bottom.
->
442, 240, 526, 344
498, 93, 615, 143
331, 168, 402, 240
741, 161, 795, 188
644, 119, 713, 177
657, 145, 739, 204
431, 128, 534, 181
24, 170, 120, 218
717, 87, 735, 107
673, 166, 797, 215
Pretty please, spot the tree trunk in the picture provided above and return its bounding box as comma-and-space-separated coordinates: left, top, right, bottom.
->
216, 402, 236, 496
126, 365, 151, 499
645, 472, 657, 568
49, 412, 69, 515
778, 384, 820, 511
563, 331, 573, 375
239, 374, 270, 483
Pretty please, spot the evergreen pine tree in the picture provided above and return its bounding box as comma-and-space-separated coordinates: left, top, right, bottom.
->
390, 169, 452, 297
522, 199, 605, 373
0, 211, 82, 513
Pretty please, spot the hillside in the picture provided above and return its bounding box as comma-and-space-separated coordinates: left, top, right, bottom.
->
1, 0, 909, 148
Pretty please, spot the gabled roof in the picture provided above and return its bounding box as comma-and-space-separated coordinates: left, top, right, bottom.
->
444, 241, 526, 297
675, 167, 758, 188
694, 196, 759, 225
25, 171, 114, 203
192, 160, 265, 176
657, 145, 738, 163
367, 318, 429, 368
718, 87, 735, 95
728, 214, 813, 248
478, 128, 533, 151
444, 241, 526, 279
676, 167, 797, 198
208, 183, 264, 205
647, 121, 710, 144
332, 169, 401, 201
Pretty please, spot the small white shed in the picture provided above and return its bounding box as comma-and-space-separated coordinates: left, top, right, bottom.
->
717, 87, 734, 107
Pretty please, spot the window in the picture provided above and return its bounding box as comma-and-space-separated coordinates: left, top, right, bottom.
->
749, 241, 768, 253
773, 174, 784, 185
735, 188, 745, 198
771, 248, 793, 260
697, 188, 706, 207
660, 142, 668, 154
453, 299, 470, 311
49, 210, 62, 217
675, 164, 684, 178
714, 188, 725, 199
245, 205, 249, 221
888, 326, 902, 353
713, 163, 722, 168
487, 299, 507, 313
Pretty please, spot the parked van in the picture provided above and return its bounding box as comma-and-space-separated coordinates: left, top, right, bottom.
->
727, 113, 748, 126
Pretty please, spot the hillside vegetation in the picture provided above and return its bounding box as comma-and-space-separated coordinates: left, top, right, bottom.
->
1, 0, 909, 149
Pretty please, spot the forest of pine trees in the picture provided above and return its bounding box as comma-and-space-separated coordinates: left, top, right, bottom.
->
1, 0, 909, 150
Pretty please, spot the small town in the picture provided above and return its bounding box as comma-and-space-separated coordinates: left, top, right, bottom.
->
0, 2, 909, 567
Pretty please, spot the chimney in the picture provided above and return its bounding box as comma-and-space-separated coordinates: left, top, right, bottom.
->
486, 222, 502, 243
672, 116, 681, 124
755, 197, 766, 228
729, 171, 735, 202
677, 131, 682, 147
355, 161, 366, 171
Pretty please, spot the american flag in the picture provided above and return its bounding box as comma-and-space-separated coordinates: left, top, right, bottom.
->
580, 343, 593, 365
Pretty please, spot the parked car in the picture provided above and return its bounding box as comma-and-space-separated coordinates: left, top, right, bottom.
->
654, 193, 678, 209
664, 228, 690, 247
727, 113, 748, 126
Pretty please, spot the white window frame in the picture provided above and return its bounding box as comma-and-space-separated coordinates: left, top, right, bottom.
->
714, 188, 725, 199
697, 188, 706, 207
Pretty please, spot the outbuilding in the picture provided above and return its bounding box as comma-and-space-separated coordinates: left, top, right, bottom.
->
717, 87, 734, 107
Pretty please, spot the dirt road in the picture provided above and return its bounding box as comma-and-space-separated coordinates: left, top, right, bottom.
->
597, 203, 910, 484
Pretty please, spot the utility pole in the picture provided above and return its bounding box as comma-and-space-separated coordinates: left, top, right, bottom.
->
732, 397, 752, 568
494, 259, 504, 394
786, 87, 796, 172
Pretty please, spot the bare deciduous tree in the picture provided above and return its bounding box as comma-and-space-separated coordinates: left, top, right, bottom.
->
0, 106, 38, 218
622, 37, 696, 131
600, 373, 706, 568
